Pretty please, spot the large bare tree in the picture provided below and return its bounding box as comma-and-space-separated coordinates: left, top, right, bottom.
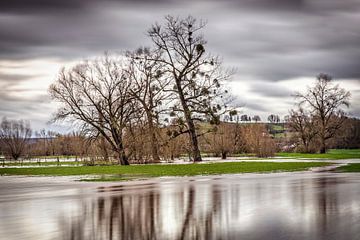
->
148, 15, 231, 162
295, 73, 351, 153
0, 118, 32, 160
49, 55, 136, 165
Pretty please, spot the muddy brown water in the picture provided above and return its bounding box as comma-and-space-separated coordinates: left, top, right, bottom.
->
0, 171, 360, 240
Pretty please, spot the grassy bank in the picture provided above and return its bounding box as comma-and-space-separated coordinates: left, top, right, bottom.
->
276, 149, 360, 160
1, 161, 81, 167
336, 163, 360, 172
0, 162, 331, 179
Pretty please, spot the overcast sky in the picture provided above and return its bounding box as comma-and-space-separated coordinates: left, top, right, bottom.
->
0, 0, 359, 132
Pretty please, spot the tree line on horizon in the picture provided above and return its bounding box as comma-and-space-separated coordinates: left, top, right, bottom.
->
0, 16, 355, 165
0, 113, 359, 164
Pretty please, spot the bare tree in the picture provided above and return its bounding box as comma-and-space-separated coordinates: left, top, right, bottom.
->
205, 123, 238, 159
148, 16, 231, 162
0, 118, 32, 160
240, 114, 250, 122
295, 73, 351, 153
268, 114, 280, 123
242, 124, 276, 157
34, 129, 57, 156
49, 55, 137, 165
288, 108, 318, 153
126, 47, 170, 162
252, 115, 261, 123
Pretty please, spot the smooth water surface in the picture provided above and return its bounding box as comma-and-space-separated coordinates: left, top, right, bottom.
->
0, 172, 360, 240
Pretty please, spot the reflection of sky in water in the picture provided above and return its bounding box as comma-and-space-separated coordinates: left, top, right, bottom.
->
0, 173, 360, 240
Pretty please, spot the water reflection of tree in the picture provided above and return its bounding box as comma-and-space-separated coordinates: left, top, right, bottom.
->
176, 184, 224, 240
56, 177, 358, 240
289, 176, 341, 239
58, 184, 226, 240
314, 177, 339, 238
59, 190, 161, 240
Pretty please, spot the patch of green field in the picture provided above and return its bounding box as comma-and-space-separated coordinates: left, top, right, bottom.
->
231, 153, 257, 157
29, 155, 76, 159
274, 133, 285, 138
336, 163, 360, 172
276, 149, 360, 159
79, 175, 137, 182
2, 161, 82, 167
270, 124, 285, 131
0, 162, 331, 180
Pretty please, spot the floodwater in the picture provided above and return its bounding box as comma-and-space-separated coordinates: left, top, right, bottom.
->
0, 172, 360, 240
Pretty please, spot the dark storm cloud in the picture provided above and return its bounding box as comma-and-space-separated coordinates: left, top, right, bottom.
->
1, 0, 359, 81
0, 0, 85, 13
0, 0, 161, 13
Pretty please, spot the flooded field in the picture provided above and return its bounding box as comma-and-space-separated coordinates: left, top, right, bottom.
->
0, 172, 360, 240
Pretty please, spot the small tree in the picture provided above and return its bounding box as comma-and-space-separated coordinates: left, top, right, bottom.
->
252, 115, 261, 123
288, 108, 318, 153
240, 114, 249, 122
0, 118, 32, 160
242, 124, 276, 157
295, 74, 351, 153
34, 129, 57, 156
205, 123, 238, 159
268, 114, 280, 123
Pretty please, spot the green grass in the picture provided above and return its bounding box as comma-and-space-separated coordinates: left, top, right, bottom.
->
274, 133, 286, 138
0, 162, 331, 180
276, 149, 360, 160
79, 175, 138, 182
270, 124, 284, 131
232, 153, 257, 157
28, 155, 76, 159
336, 163, 360, 172
1, 161, 82, 167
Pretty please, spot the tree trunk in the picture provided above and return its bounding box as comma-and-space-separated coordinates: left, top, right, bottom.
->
100, 136, 109, 162
221, 151, 227, 159
146, 112, 160, 163
320, 122, 326, 154
150, 133, 161, 163
320, 138, 326, 154
176, 78, 202, 162
116, 143, 129, 165
188, 122, 202, 162
118, 151, 129, 165
302, 137, 309, 153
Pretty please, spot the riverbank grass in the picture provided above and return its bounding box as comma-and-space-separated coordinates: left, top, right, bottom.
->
0, 162, 331, 181
276, 149, 360, 159
336, 163, 360, 172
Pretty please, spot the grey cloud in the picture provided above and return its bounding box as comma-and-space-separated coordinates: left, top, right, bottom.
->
0, 88, 49, 102
244, 102, 269, 112
0, 72, 37, 82
232, 97, 269, 112
0, 92, 53, 131
207, 7, 360, 81
0, 6, 156, 60
0, 0, 172, 14
1, 0, 360, 80
249, 82, 293, 98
